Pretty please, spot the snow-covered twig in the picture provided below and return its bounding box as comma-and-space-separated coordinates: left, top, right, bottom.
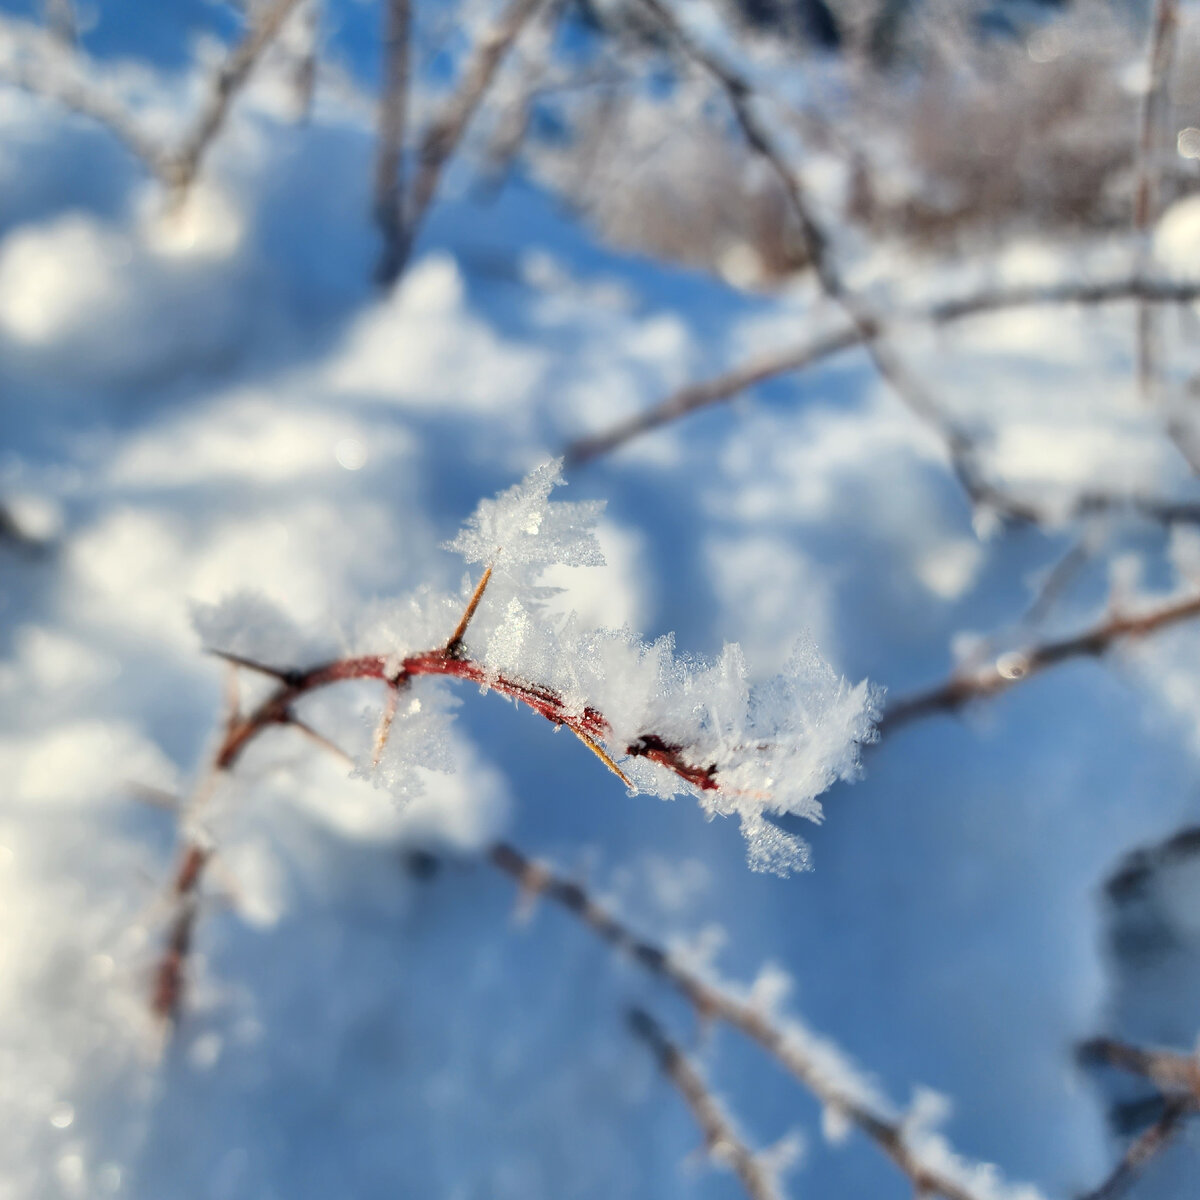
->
628, 1006, 786, 1200
565, 274, 1200, 471
880, 590, 1200, 734
489, 841, 1017, 1200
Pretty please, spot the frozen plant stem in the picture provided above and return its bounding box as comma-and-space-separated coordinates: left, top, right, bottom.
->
627, 1007, 783, 1200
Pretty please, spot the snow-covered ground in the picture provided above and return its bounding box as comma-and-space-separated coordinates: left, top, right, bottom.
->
5, 4, 1200, 1198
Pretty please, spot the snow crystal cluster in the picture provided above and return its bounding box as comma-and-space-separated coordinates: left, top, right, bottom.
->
202, 461, 878, 873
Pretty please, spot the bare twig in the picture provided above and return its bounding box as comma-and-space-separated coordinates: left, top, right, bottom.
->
373, 0, 413, 284
565, 275, 1200, 467
489, 841, 999, 1200
628, 1007, 784, 1200
379, 0, 546, 282
880, 589, 1200, 734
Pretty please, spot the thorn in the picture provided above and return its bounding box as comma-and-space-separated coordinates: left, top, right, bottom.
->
445, 564, 493, 658
206, 648, 298, 684
372, 682, 402, 767
286, 714, 354, 766
571, 726, 632, 788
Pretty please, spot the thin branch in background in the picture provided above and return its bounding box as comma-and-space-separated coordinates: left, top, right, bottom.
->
879, 588, 1200, 734
488, 841, 998, 1200
632, 0, 999, 522
628, 1007, 785, 1200
378, 0, 546, 284
1078, 1096, 1190, 1200
565, 275, 1200, 469
0, 22, 174, 181
1076, 1036, 1200, 1200
165, 0, 307, 202
373, 0, 413, 285
1132, 0, 1179, 407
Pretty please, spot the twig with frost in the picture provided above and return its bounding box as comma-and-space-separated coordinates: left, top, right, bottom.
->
565, 274, 1200, 484
880, 589, 1200, 734
628, 1006, 786, 1200
375, 0, 547, 283
1077, 1037, 1200, 1200
1132, 0, 1179, 409
488, 841, 1028, 1200
153, 461, 873, 1020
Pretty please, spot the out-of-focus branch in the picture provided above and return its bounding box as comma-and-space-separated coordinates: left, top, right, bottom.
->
628, 1007, 785, 1200
565, 275, 1200, 467
377, 0, 546, 283
880, 590, 1200, 734
1133, 0, 1179, 406
631, 0, 998, 520
0, 1, 304, 200
373, 0, 413, 285
1079, 1097, 1190, 1200
1077, 1037, 1200, 1200
0, 21, 173, 180
488, 841, 1004, 1200
165, 0, 307, 201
